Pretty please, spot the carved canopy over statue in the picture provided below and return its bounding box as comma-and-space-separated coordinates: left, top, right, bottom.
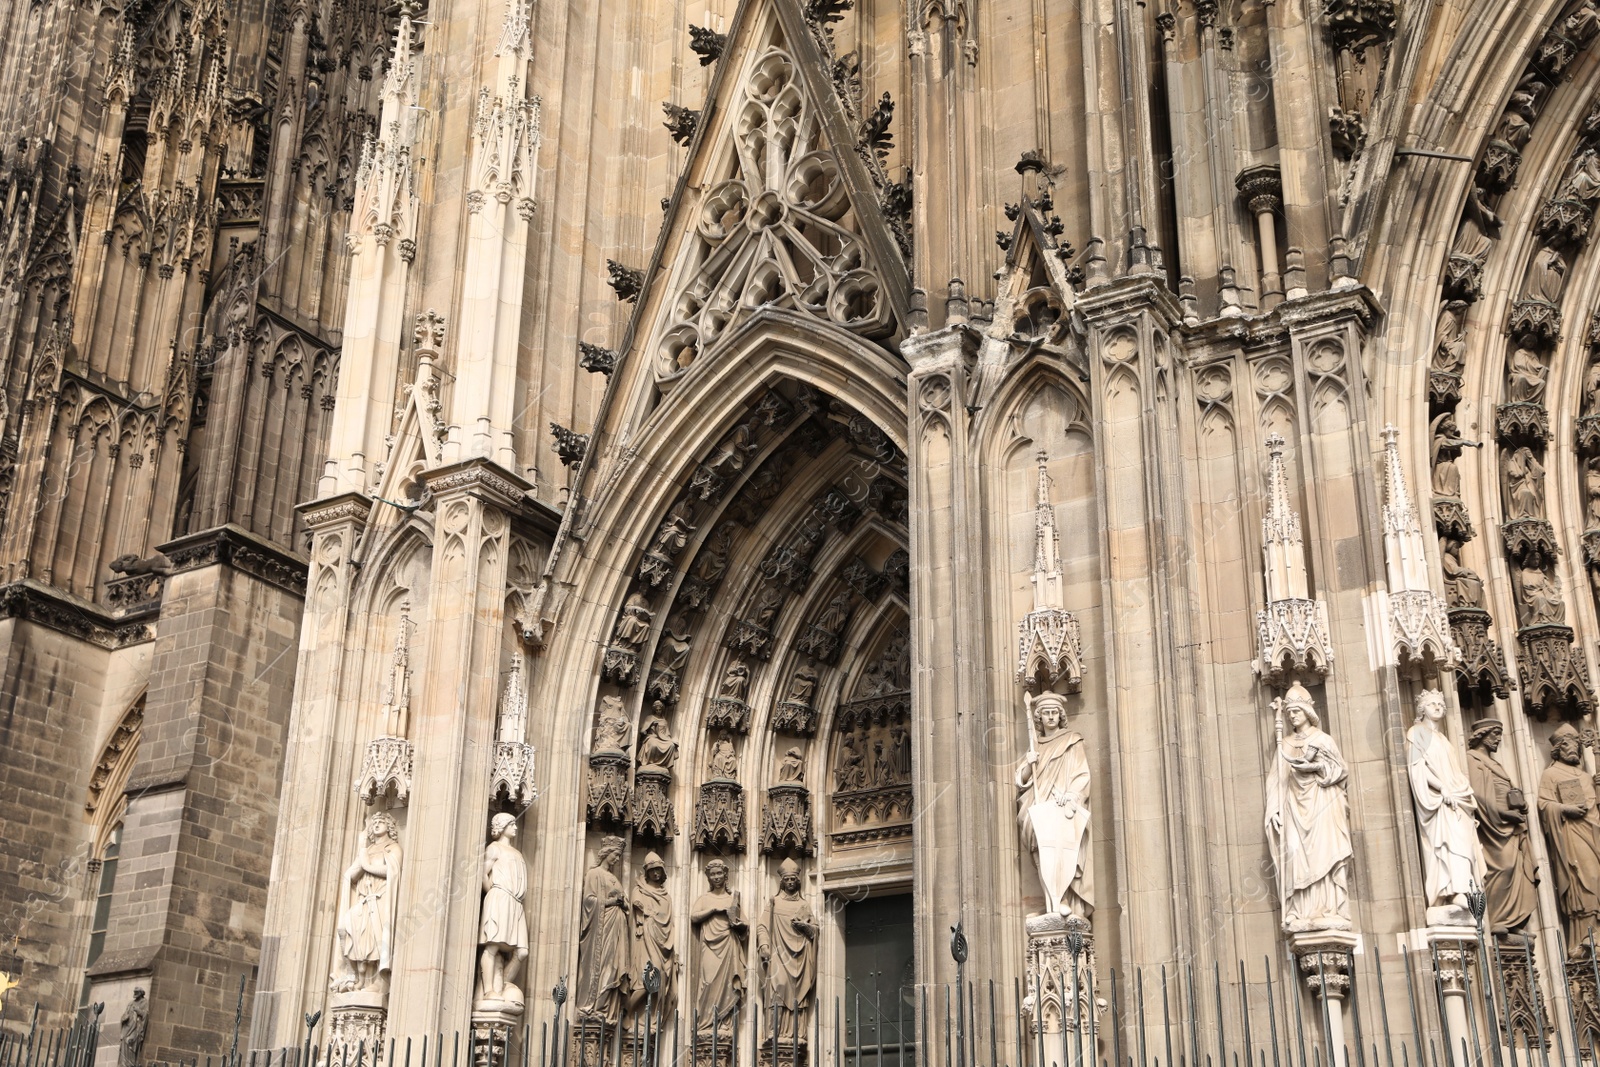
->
1263, 683, 1353, 933
1015, 691, 1092, 920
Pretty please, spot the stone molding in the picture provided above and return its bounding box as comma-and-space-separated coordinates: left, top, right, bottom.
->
0, 580, 155, 648
157, 524, 310, 597
420, 457, 534, 510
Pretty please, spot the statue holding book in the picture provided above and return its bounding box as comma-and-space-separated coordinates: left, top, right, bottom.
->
1539, 724, 1600, 953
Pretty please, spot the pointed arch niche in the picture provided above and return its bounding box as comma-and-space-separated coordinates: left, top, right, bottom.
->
574, 371, 911, 1028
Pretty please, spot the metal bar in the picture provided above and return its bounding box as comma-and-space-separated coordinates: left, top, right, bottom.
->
1264, 960, 1280, 1067
1344, 951, 1365, 1067
1162, 966, 1173, 1067
1314, 951, 1334, 1067
1111, 971, 1123, 1067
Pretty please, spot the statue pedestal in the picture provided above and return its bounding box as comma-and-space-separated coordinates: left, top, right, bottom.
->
1425, 926, 1478, 1063
1287, 930, 1358, 1067
328, 994, 388, 1067
472, 1007, 523, 1067
1501, 933, 1550, 1049
1022, 913, 1096, 1036
758, 1039, 808, 1067
692, 1029, 738, 1067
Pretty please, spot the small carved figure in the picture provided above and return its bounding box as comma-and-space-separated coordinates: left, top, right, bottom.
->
692, 524, 736, 584
332, 812, 403, 994
1584, 363, 1600, 416
475, 813, 530, 1010
1587, 460, 1600, 528
785, 666, 818, 705
593, 696, 632, 754
1538, 724, 1600, 953
890, 723, 911, 781
1506, 447, 1546, 520
119, 988, 149, 1067
1015, 691, 1093, 920
836, 734, 866, 791
1466, 719, 1537, 935
872, 740, 893, 786
1430, 413, 1478, 498
653, 618, 693, 674
1517, 565, 1565, 625
638, 709, 679, 772
1440, 537, 1485, 608
612, 593, 655, 650
691, 859, 747, 1028
1264, 683, 1353, 933
719, 660, 751, 701
1452, 183, 1502, 263
1529, 246, 1568, 303
814, 591, 852, 633
777, 746, 805, 783
1565, 148, 1600, 202
709, 737, 739, 779
1433, 301, 1469, 374
706, 422, 758, 477
1406, 687, 1485, 926
575, 835, 632, 1024
752, 586, 783, 629
632, 852, 676, 1013
756, 859, 818, 1042
650, 502, 696, 559
1497, 108, 1533, 150
1507, 347, 1549, 404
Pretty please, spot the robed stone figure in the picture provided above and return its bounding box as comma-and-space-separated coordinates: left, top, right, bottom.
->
632, 852, 676, 1014
1539, 724, 1600, 952
119, 988, 149, 1067
333, 812, 403, 994
1406, 688, 1485, 926
1466, 719, 1537, 935
757, 859, 818, 1042
576, 835, 633, 1024
1263, 684, 1353, 933
1015, 691, 1093, 919
476, 813, 530, 1011
691, 858, 747, 1030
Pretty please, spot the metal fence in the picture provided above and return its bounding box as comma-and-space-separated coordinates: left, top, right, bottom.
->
11, 929, 1600, 1067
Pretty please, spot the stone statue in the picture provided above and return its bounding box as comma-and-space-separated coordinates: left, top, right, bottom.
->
1564, 148, 1600, 202
1015, 691, 1093, 920
1263, 683, 1353, 933
638, 709, 679, 772
692, 524, 735, 584
332, 811, 403, 994
632, 851, 676, 1013
706, 421, 757, 477
756, 858, 818, 1042
1466, 719, 1537, 935
691, 859, 747, 1028
1517, 565, 1564, 625
1506, 447, 1546, 520
1529, 247, 1568, 303
575, 835, 632, 1024
1586, 459, 1600, 527
709, 737, 739, 779
719, 660, 751, 701
872, 740, 893, 785
1433, 301, 1469, 374
475, 813, 530, 1011
1440, 537, 1485, 608
593, 696, 632, 754
1585, 363, 1600, 416
836, 734, 866, 790
613, 593, 654, 650
1539, 724, 1600, 953
891, 723, 911, 781
814, 591, 852, 633
119, 988, 148, 1067
650, 503, 696, 558
777, 746, 805, 783
1429, 413, 1476, 498
752, 585, 783, 629
1406, 687, 1485, 926
1452, 183, 1501, 264
653, 618, 692, 674
785, 666, 818, 705
1507, 348, 1549, 404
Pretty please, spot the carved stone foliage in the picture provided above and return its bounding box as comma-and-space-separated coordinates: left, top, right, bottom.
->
1023, 915, 1097, 1036
1516, 625, 1594, 719
651, 45, 895, 382
830, 691, 911, 847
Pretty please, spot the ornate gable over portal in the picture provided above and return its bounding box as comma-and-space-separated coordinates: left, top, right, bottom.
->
626, 0, 913, 393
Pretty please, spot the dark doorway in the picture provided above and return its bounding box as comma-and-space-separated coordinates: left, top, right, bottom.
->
843, 893, 916, 1067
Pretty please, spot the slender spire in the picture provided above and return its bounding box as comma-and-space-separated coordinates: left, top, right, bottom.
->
1254, 434, 1332, 683
1261, 433, 1308, 602
1030, 451, 1064, 611
1378, 424, 1459, 669
498, 652, 527, 744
